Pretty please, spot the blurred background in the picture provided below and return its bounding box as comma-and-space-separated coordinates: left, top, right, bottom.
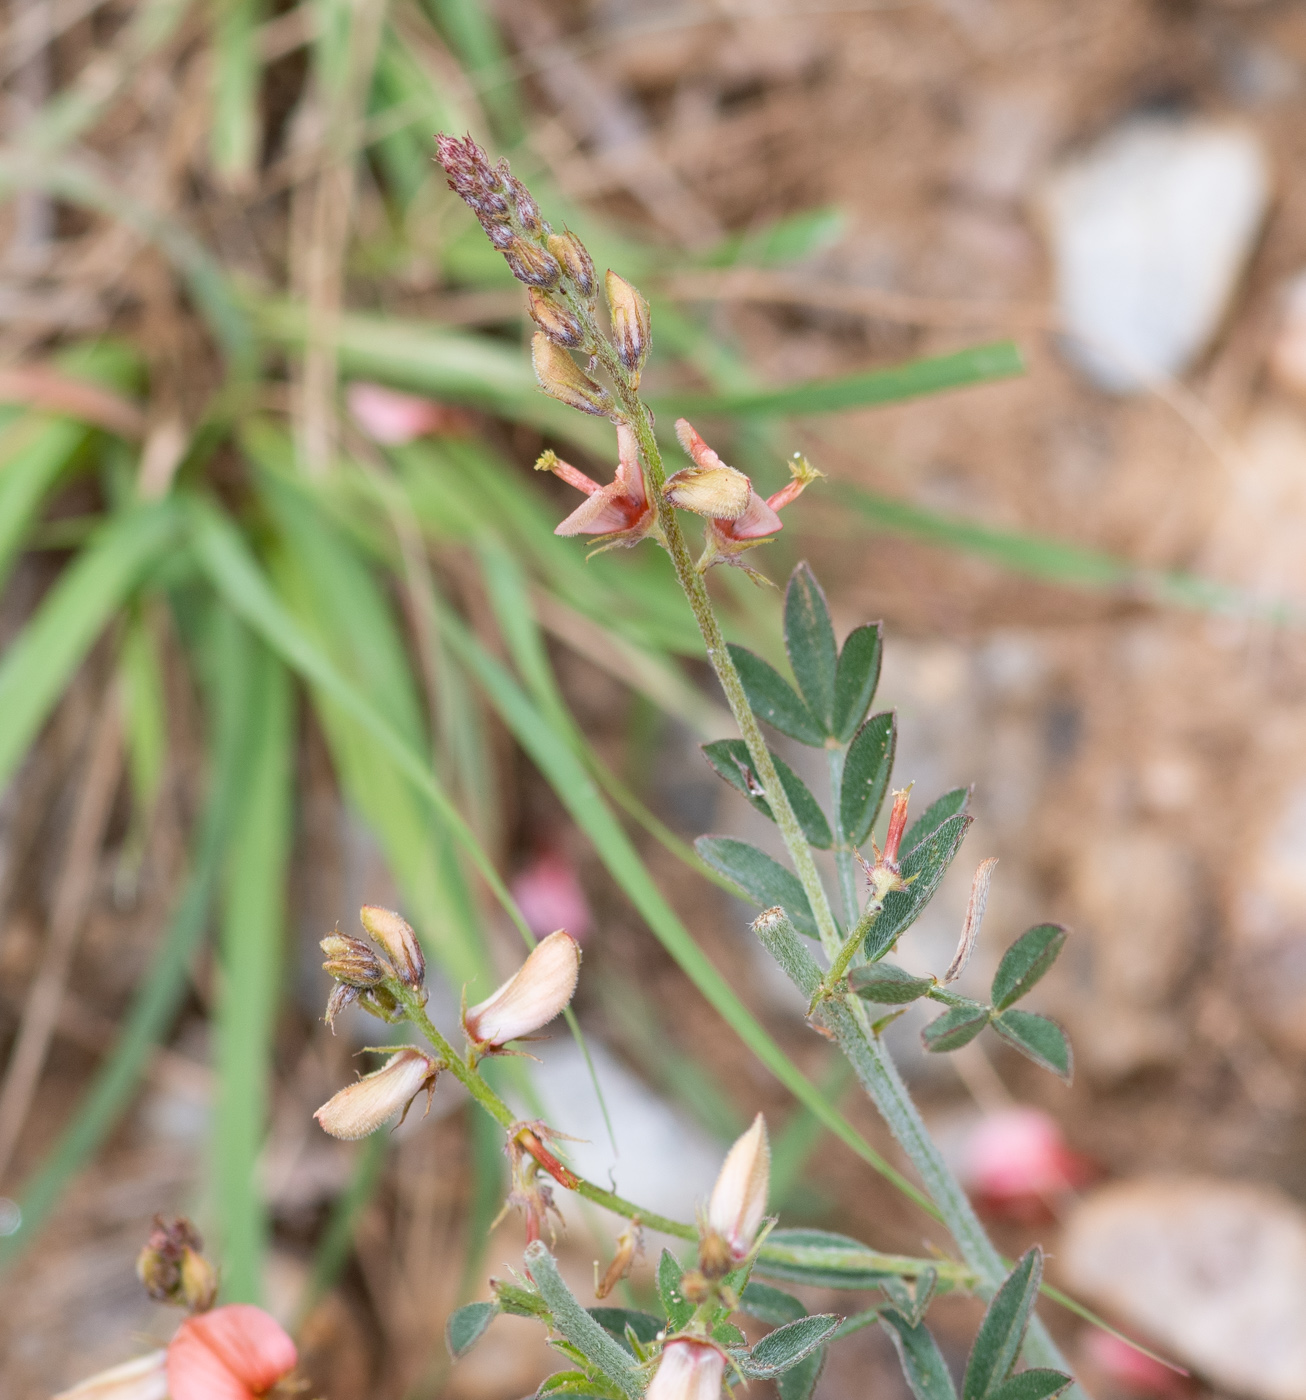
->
2, 0, 1306, 1396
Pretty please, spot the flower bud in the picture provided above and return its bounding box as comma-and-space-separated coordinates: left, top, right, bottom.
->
548, 231, 595, 297
646, 1340, 726, 1400
510, 176, 547, 236
166, 1304, 297, 1400
532, 334, 613, 417
604, 270, 651, 381
705, 1112, 769, 1268
179, 1247, 219, 1313
53, 1350, 169, 1400
321, 932, 388, 987
463, 930, 581, 1048
137, 1216, 204, 1305
324, 981, 359, 1031
528, 290, 586, 349
504, 237, 562, 289
359, 905, 425, 988
663, 464, 752, 520
314, 1048, 440, 1140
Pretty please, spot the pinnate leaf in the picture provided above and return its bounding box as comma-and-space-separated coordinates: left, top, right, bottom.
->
742, 1315, 841, 1378
990, 925, 1067, 1011
840, 712, 896, 847
879, 1311, 958, 1400
833, 623, 883, 743
962, 1248, 1043, 1400
695, 836, 817, 938
921, 999, 990, 1053
784, 564, 838, 733
727, 643, 826, 746
849, 962, 935, 1004
447, 1301, 499, 1358
991, 1011, 1072, 1082
702, 739, 832, 848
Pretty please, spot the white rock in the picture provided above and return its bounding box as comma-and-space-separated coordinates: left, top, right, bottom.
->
1039, 118, 1271, 392
1062, 1177, 1306, 1400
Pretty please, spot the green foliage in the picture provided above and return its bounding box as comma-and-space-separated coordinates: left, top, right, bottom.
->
740, 1281, 809, 1325
446, 1301, 500, 1358
881, 1267, 937, 1328
701, 738, 832, 847
588, 1310, 664, 1356
695, 836, 817, 937
755, 1229, 897, 1289
863, 812, 972, 961
849, 962, 935, 1005
921, 999, 991, 1053
784, 563, 839, 733
991, 1011, 1073, 1082
991, 925, 1068, 1011
832, 623, 883, 744
963, 1250, 1050, 1400
902, 787, 971, 855
840, 712, 896, 847
740, 1315, 841, 1378
658, 1249, 693, 1329
879, 1310, 958, 1400
726, 643, 826, 746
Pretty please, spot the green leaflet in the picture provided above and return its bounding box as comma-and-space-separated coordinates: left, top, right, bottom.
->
963, 1249, 1045, 1400
862, 813, 971, 961
213, 636, 293, 1304
701, 738, 833, 848
726, 643, 825, 746
740, 1282, 808, 1326
840, 712, 896, 848
921, 999, 990, 1053
0, 502, 179, 790
446, 1300, 500, 1359
741, 1315, 841, 1378
879, 1310, 958, 1400
991, 925, 1068, 1011
587, 1310, 663, 1355
849, 962, 935, 1005
784, 563, 838, 734
658, 1248, 693, 1329
903, 787, 971, 855
991, 1011, 1073, 1083
695, 836, 818, 938
832, 623, 883, 744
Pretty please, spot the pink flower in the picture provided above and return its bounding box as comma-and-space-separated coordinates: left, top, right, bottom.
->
463, 930, 581, 1048
314, 1047, 440, 1140
706, 1113, 770, 1263
535, 424, 658, 548
963, 1108, 1094, 1221
511, 850, 593, 942
1083, 1331, 1189, 1398
166, 1305, 297, 1400
672, 420, 821, 575
646, 1340, 726, 1400
346, 382, 468, 445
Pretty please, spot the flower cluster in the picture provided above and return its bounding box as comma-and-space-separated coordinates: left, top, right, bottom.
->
319, 904, 426, 1030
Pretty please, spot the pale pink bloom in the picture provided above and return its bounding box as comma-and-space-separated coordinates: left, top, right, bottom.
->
538, 425, 656, 546
665, 420, 751, 520
707, 1112, 770, 1259
464, 930, 581, 1048
166, 1305, 297, 1400
511, 851, 593, 942
1084, 1331, 1188, 1398
53, 1351, 169, 1400
646, 1340, 726, 1400
964, 1108, 1093, 1217
314, 1048, 440, 1140
346, 382, 458, 445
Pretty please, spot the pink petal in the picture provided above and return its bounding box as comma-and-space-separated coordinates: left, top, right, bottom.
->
167, 1305, 297, 1400
724, 491, 783, 540
346, 382, 449, 445
464, 931, 581, 1045
511, 851, 593, 941
965, 1108, 1087, 1199
555, 485, 638, 536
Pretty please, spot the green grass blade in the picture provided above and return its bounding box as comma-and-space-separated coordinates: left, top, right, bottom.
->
435, 609, 940, 1219
213, 639, 293, 1303
0, 599, 255, 1268
0, 502, 180, 790
211, 0, 264, 184
0, 416, 92, 589
834, 481, 1306, 624
421, 0, 522, 141
660, 343, 1024, 418
118, 606, 168, 814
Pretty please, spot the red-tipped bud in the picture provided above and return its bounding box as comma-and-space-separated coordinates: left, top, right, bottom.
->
703, 1112, 769, 1271
464, 930, 581, 1048
548, 231, 595, 297
882, 787, 911, 867
646, 1340, 726, 1400
53, 1351, 169, 1400
528, 290, 586, 349
505, 237, 562, 289
359, 905, 425, 988
313, 1048, 440, 1140
166, 1304, 297, 1400
321, 932, 389, 987
604, 270, 651, 382
532, 334, 613, 417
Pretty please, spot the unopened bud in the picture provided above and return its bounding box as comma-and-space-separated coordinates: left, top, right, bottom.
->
136, 1217, 206, 1306
324, 981, 359, 1031
510, 176, 547, 236
532, 334, 613, 417
548, 231, 595, 297
604, 270, 651, 381
704, 1112, 769, 1268
314, 1048, 440, 1140
359, 983, 406, 1023
321, 932, 388, 987
360, 905, 425, 988
464, 930, 581, 1048
53, 1351, 169, 1400
504, 237, 562, 289
528, 290, 586, 349
664, 464, 752, 520
179, 1247, 218, 1313
646, 1340, 726, 1400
